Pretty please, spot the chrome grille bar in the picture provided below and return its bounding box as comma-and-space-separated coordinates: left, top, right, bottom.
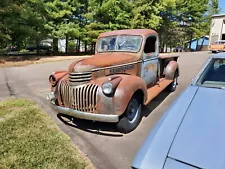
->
59, 82, 98, 113
69, 72, 92, 85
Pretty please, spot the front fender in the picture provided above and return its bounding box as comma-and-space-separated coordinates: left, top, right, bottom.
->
164, 61, 179, 80
49, 71, 68, 89
94, 75, 147, 116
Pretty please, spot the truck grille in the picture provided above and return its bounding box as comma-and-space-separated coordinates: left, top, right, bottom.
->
59, 81, 98, 113
69, 72, 92, 85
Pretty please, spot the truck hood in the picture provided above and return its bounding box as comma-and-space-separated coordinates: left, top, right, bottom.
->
69, 52, 138, 72
168, 87, 225, 169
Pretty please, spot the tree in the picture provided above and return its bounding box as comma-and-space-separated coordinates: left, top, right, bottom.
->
203, 0, 220, 36
0, 0, 47, 52
158, 0, 178, 52
208, 0, 220, 15
44, 0, 80, 53
131, 0, 165, 29
0, 0, 218, 54
85, 0, 132, 43
158, 0, 211, 51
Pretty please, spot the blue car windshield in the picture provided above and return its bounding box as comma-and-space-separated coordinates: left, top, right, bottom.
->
197, 58, 225, 88
97, 35, 142, 53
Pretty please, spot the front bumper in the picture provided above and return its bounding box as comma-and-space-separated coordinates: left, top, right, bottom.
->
46, 92, 119, 123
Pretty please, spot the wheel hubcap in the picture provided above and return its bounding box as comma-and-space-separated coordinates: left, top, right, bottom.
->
127, 100, 140, 123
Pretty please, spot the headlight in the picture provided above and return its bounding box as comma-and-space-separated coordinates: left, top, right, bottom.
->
49, 75, 56, 82
102, 82, 113, 95
49, 74, 57, 87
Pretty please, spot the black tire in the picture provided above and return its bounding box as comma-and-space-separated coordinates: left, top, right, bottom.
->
167, 71, 178, 92
117, 94, 142, 134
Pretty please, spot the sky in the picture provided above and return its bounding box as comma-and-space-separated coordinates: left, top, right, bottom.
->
219, 0, 225, 13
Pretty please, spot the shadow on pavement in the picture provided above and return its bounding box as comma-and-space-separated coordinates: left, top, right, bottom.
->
57, 113, 123, 137
57, 91, 170, 137
142, 91, 170, 118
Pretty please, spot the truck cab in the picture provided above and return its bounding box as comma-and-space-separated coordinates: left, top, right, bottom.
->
47, 29, 179, 133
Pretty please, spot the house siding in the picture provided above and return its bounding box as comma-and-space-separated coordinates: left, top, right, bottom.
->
187, 37, 209, 51
209, 14, 225, 45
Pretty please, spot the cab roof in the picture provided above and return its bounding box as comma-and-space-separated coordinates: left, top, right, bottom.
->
98, 29, 158, 38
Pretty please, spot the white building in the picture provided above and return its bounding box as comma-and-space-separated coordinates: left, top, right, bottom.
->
209, 14, 225, 45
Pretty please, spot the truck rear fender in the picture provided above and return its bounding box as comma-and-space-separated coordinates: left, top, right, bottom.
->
164, 61, 179, 80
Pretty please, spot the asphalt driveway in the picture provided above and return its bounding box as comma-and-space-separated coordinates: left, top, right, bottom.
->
0, 51, 210, 169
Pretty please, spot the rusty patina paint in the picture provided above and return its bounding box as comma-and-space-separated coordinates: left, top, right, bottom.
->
53, 75, 172, 115
98, 29, 158, 39
53, 74, 69, 106
68, 59, 84, 72
71, 53, 138, 73
158, 55, 179, 59
209, 44, 225, 52
49, 71, 68, 87
92, 70, 105, 80
49, 29, 180, 118
67, 29, 158, 74
90, 75, 147, 116
164, 61, 179, 80
145, 78, 172, 105
91, 62, 138, 80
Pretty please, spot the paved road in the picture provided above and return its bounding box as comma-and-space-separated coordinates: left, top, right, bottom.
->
0, 52, 210, 169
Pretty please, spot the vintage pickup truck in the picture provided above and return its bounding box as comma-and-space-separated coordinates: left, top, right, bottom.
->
209, 40, 225, 53
47, 29, 179, 133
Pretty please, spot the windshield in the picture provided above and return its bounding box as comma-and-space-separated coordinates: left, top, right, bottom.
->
97, 35, 142, 53
197, 58, 225, 88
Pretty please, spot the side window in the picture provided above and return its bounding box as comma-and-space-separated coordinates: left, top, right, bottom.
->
144, 36, 156, 54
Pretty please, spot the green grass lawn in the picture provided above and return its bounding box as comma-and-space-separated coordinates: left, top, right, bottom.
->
0, 99, 91, 169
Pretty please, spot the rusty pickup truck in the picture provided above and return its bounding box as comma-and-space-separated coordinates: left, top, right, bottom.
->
209, 40, 225, 53
47, 29, 179, 133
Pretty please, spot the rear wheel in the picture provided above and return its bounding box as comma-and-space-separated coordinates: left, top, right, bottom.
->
167, 71, 178, 92
117, 95, 142, 134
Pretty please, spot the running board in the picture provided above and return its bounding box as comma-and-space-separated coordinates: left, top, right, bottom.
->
144, 79, 173, 105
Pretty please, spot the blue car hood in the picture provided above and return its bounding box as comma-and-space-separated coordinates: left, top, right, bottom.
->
168, 87, 225, 169
132, 86, 199, 169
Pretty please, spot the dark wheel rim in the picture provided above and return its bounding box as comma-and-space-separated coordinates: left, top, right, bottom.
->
127, 99, 140, 123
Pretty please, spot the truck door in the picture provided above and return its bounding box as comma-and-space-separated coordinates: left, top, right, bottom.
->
141, 35, 159, 86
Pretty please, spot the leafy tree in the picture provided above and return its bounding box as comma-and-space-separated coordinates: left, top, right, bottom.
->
0, 0, 47, 52
208, 0, 220, 15
0, 0, 218, 54
158, 0, 178, 52
44, 0, 80, 53
158, 0, 211, 51
85, 0, 132, 43
131, 0, 165, 29
203, 0, 220, 37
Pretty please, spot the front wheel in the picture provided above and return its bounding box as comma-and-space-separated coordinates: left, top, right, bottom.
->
117, 95, 142, 134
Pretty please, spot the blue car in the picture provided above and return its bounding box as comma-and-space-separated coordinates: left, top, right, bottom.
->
132, 53, 225, 169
